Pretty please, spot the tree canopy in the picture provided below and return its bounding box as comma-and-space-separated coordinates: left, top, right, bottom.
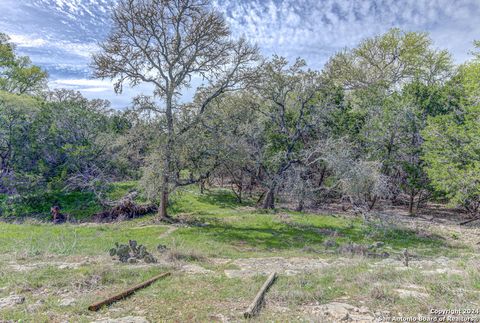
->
1, 10, 480, 221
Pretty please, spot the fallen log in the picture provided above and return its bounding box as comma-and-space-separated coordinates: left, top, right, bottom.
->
88, 272, 171, 311
244, 272, 277, 318
92, 200, 158, 222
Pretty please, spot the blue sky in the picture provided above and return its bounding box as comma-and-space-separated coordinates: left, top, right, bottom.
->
0, 0, 479, 109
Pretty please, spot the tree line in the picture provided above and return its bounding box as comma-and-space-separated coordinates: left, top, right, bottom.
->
1, 0, 479, 221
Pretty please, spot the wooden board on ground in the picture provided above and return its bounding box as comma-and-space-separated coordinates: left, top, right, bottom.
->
88, 272, 171, 311
244, 272, 277, 318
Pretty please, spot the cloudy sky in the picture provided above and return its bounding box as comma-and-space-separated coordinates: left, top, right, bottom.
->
0, 0, 479, 109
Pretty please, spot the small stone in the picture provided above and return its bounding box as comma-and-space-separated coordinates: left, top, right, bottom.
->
395, 289, 430, 299
27, 299, 44, 312
0, 295, 25, 309
359, 306, 370, 314
59, 297, 75, 306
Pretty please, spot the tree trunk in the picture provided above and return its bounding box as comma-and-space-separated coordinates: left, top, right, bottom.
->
408, 190, 415, 216
159, 189, 169, 218
158, 91, 174, 221
237, 170, 243, 203
318, 165, 326, 187
295, 198, 304, 212
235, 182, 243, 203
368, 195, 377, 211
262, 188, 275, 209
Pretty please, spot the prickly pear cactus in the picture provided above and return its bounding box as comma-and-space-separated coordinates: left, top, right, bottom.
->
109, 240, 157, 263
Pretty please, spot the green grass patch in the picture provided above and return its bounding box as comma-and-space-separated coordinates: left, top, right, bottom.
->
0, 220, 167, 256
0, 185, 457, 259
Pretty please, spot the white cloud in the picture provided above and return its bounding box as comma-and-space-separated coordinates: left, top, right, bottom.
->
81, 87, 111, 92
9, 34, 48, 47
50, 79, 108, 87
213, 0, 480, 67
10, 33, 98, 59
49, 78, 111, 93
61, 42, 99, 58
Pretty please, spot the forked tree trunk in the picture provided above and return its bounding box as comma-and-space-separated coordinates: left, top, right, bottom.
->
262, 188, 275, 209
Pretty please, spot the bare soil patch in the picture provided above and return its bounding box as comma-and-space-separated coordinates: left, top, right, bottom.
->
301, 302, 374, 322
224, 257, 332, 278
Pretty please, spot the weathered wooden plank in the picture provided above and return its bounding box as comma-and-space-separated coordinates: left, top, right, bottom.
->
244, 272, 277, 318
88, 272, 171, 311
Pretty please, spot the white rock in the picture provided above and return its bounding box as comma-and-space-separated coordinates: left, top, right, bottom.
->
27, 299, 44, 312
92, 316, 149, 323
0, 295, 25, 309
422, 268, 464, 275
181, 264, 213, 275
395, 289, 430, 299
59, 297, 75, 306
304, 302, 374, 322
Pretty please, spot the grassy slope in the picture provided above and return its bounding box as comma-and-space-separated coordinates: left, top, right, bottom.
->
0, 185, 478, 322
165, 188, 453, 258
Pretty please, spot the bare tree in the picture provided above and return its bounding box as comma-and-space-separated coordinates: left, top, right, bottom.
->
320, 138, 392, 216
92, 0, 259, 220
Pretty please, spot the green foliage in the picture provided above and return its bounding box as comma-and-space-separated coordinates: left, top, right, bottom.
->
0, 90, 41, 192
403, 81, 460, 117
325, 28, 452, 91
421, 58, 480, 212
461, 61, 480, 103
0, 27, 478, 218
0, 190, 101, 219
422, 104, 480, 212
0, 32, 47, 94
31, 92, 112, 190
0, 181, 143, 219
